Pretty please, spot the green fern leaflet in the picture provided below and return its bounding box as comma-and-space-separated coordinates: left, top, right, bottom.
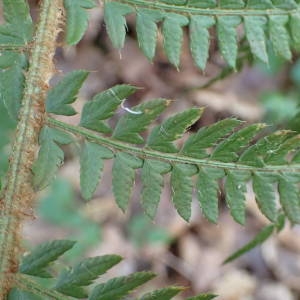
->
37, 78, 300, 226
102, 0, 300, 68
10, 240, 216, 300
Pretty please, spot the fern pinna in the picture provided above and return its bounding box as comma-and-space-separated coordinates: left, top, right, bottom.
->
62, 0, 300, 69
13, 239, 215, 299
31, 73, 300, 226
100, 0, 300, 69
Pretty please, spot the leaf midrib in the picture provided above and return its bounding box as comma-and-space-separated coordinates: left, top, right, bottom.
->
113, 0, 299, 16
47, 117, 300, 174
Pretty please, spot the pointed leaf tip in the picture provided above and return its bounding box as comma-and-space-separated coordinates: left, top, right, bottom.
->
64, 0, 96, 45
46, 70, 89, 116
113, 98, 169, 144
90, 272, 156, 300
55, 254, 123, 298
147, 108, 203, 153
80, 84, 137, 133
19, 240, 76, 277
104, 2, 134, 49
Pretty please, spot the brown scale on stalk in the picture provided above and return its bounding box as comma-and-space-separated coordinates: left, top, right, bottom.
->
0, 0, 65, 296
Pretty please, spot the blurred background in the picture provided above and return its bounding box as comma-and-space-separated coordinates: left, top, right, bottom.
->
2, 1, 300, 299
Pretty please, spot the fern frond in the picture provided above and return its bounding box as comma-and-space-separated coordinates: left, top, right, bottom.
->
103, 0, 300, 68
44, 84, 300, 225
13, 241, 214, 300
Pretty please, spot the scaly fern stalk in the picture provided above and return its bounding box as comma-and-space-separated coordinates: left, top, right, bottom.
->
0, 0, 64, 296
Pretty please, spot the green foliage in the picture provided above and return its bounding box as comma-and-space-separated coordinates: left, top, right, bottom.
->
113, 99, 169, 143
112, 152, 143, 211
43, 82, 300, 226
19, 240, 75, 278
0, 99, 16, 180
89, 272, 156, 300
64, 0, 96, 45
46, 70, 89, 116
146, 108, 203, 152
244, 16, 268, 63
0, 0, 32, 121
8, 288, 41, 300
224, 170, 250, 225
171, 164, 198, 221
138, 287, 184, 300
9, 241, 213, 300
162, 13, 189, 68
189, 15, 215, 70
0, 0, 33, 45
55, 255, 122, 297
210, 124, 265, 162
136, 9, 163, 61
252, 173, 278, 222
141, 160, 171, 219
0, 52, 27, 120
186, 295, 217, 300
217, 16, 241, 68
2, 0, 300, 299
32, 127, 73, 190
181, 118, 241, 159
80, 84, 137, 133
103, 0, 300, 69
80, 142, 113, 200
196, 168, 224, 224
278, 173, 300, 223
104, 2, 134, 49
269, 15, 292, 61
